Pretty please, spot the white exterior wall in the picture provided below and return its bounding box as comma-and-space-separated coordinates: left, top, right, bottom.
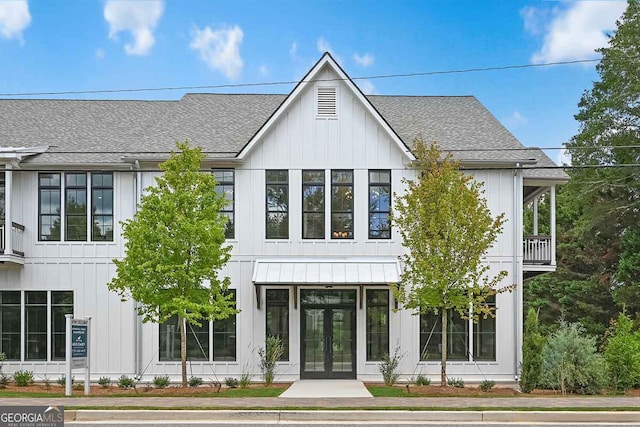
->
0, 65, 524, 383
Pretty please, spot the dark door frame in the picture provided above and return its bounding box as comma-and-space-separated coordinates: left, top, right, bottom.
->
300, 290, 357, 379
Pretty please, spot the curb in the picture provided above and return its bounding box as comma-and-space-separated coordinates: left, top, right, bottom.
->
66, 409, 640, 423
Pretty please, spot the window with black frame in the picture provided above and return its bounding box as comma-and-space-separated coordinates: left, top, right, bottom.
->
331, 170, 353, 239
473, 296, 496, 361
213, 290, 237, 361
302, 170, 325, 239
159, 315, 210, 361
39, 173, 61, 241
25, 291, 47, 360
0, 291, 20, 360
369, 170, 391, 239
266, 289, 289, 360
266, 170, 289, 239
51, 291, 73, 360
213, 169, 235, 239
65, 173, 87, 241
419, 310, 468, 361
366, 289, 389, 361
91, 172, 114, 241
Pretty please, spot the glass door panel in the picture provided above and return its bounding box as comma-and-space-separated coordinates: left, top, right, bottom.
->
331, 308, 354, 373
303, 308, 325, 374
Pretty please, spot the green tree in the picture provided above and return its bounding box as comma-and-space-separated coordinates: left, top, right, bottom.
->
564, 1, 640, 315
391, 140, 511, 386
520, 308, 545, 393
604, 312, 640, 391
108, 141, 236, 387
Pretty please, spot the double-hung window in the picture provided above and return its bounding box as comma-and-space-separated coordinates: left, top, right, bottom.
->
331, 170, 353, 239
38, 172, 113, 242
302, 170, 325, 239
213, 169, 235, 239
473, 296, 496, 361
266, 170, 289, 239
266, 289, 289, 360
369, 170, 391, 239
419, 310, 468, 361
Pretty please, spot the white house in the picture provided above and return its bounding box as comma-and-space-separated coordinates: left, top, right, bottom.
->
0, 53, 566, 383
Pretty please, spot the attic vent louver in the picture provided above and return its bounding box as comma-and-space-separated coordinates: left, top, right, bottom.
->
317, 86, 337, 117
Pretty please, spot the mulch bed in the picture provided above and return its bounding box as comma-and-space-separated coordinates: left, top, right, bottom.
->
0, 383, 290, 396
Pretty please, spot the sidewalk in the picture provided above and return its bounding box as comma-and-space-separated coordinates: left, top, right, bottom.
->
2, 395, 640, 408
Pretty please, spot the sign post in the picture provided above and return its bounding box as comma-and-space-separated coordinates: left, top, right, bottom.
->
65, 315, 92, 396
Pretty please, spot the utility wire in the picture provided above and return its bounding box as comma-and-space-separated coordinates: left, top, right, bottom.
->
0, 58, 600, 97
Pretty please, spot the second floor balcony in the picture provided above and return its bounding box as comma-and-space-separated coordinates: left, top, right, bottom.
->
0, 221, 25, 265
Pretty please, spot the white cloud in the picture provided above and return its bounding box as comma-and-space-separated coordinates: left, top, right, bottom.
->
259, 65, 268, 76
316, 37, 342, 63
0, 0, 31, 43
353, 52, 374, 67
524, 1, 627, 63
190, 25, 244, 80
289, 41, 298, 58
503, 110, 528, 128
104, 0, 164, 56
95, 48, 106, 60
356, 79, 376, 95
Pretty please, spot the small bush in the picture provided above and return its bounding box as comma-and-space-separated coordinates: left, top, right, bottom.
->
239, 372, 252, 388
259, 335, 284, 387
153, 375, 170, 389
98, 376, 111, 388
42, 375, 51, 390
447, 377, 465, 388
539, 322, 607, 395
73, 381, 83, 391
379, 345, 405, 387
413, 374, 430, 386
56, 375, 74, 387
13, 370, 34, 387
225, 377, 239, 388
479, 379, 495, 392
118, 375, 136, 389
0, 374, 9, 389
188, 376, 203, 387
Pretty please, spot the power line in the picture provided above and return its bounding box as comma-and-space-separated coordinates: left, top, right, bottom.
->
0, 58, 600, 97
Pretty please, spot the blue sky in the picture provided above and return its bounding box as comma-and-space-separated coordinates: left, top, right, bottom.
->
0, 0, 629, 163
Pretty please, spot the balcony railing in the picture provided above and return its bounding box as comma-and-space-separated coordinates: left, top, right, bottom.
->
0, 222, 25, 257
523, 235, 551, 265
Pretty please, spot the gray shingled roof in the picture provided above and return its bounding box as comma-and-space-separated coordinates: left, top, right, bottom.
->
0, 93, 567, 180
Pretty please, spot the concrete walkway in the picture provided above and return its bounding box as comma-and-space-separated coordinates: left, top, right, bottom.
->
279, 380, 372, 398
2, 395, 640, 409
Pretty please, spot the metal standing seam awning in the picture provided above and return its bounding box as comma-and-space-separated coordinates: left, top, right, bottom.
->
251, 257, 402, 309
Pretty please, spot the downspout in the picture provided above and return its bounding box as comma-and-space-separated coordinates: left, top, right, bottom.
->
513, 163, 522, 380
134, 160, 143, 378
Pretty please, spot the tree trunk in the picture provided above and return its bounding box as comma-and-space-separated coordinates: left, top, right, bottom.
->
179, 315, 187, 387
441, 309, 447, 386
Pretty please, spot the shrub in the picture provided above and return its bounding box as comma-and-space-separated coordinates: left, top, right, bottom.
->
447, 377, 465, 388
13, 370, 34, 387
413, 374, 430, 386
379, 345, 405, 387
520, 308, 545, 393
117, 375, 136, 389
539, 322, 607, 395
225, 377, 239, 388
153, 375, 170, 389
56, 375, 74, 387
0, 374, 9, 388
42, 375, 51, 390
188, 376, 203, 387
479, 379, 495, 392
98, 376, 111, 388
258, 335, 284, 387
604, 313, 640, 391
239, 372, 252, 388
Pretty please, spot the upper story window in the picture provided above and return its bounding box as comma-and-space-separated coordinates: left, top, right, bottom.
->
369, 170, 391, 239
331, 170, 353, 239
213, 169, 235, 239
302, 170, 325, 239
266, 170, 289, 239
39, 172, 113, 242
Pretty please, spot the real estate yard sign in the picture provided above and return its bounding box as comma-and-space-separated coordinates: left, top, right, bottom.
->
65, 315, 91, 396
